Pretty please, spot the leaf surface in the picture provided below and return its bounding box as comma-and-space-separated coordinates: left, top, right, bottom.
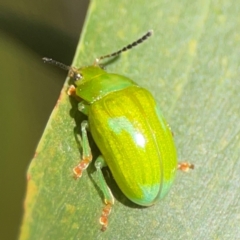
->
20, 1, 240, 239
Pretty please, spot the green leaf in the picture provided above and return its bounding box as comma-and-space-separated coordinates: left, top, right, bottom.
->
20, 0, 240, 239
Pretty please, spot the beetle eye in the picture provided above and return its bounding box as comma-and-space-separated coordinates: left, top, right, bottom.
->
75, 73, 82, 80
68, 68, 82, 80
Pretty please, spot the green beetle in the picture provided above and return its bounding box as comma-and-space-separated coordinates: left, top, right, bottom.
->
43, 30, 193, 231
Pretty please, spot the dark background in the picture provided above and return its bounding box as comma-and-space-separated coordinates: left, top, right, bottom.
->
0, 1, 89, 239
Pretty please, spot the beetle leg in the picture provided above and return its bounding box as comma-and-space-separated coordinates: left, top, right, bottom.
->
73, 120, 92, 178
67, 85, 76, 96
178, 162, 194, 172
67, 85, 83, 102
95, 156, 115, 231
78, 101, 89, 116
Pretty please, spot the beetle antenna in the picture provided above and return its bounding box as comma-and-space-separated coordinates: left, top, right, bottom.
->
95, 30, 153, 64
42, 57, 70, 71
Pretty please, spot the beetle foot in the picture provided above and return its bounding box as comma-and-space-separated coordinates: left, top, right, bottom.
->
73, 156, 92, 178
67, 85, 76, 96
178, 162, 194, 172
99, 201, 113, 231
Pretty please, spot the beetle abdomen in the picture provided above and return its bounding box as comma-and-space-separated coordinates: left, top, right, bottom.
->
89, 85, 177, 206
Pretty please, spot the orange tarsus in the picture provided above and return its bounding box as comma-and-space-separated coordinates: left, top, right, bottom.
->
99, 202, 113, 231
67, 85, 82, 101
67, 85, 76, 96
73, 156, 93, 179
178, 162, 194, 172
